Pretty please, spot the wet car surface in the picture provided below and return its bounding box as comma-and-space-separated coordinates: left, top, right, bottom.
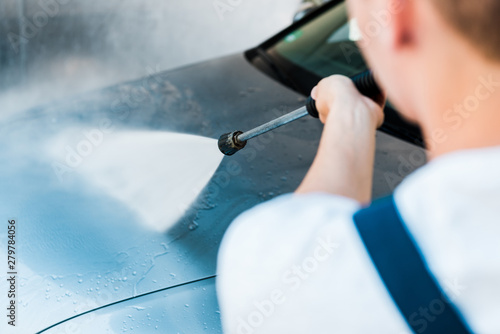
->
0, 1, 426, 333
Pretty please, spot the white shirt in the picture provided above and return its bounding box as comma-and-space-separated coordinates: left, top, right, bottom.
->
216, 146, 500, 334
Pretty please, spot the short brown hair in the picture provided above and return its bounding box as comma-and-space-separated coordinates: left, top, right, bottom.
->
432, 0, 500, 60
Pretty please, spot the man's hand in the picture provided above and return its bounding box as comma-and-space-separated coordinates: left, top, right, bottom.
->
295, 75, 385, 203
311, 75, 385, 127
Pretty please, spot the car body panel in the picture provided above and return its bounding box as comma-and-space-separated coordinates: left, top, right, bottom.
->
43, 278, 220, 334
0, 54, 318, 333
0, 52, 425, 334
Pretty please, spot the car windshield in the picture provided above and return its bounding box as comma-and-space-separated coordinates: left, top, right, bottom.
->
270, 2, 366, 79
252, 1, 422, 146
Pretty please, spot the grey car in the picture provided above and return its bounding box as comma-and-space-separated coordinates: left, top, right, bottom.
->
0, 1, 425, 333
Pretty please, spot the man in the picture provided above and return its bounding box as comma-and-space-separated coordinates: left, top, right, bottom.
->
217, 0, 500, 333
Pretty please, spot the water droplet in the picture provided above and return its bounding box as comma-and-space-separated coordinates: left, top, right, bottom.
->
132, 271, 137, 276
185, 304, 189, 308
131, 306, 145, 311
188, 222, 199, 231
78, 279, 83, 284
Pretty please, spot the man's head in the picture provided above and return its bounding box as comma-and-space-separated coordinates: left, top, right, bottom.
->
432, 0, 500, 61
347, 0, 500, 127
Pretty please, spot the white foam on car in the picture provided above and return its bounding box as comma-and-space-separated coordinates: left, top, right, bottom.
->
46, 130, 223, 232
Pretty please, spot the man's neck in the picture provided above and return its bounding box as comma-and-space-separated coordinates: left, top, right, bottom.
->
421, 63, 500, 160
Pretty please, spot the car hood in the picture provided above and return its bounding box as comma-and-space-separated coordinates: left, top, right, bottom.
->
0, 54, 323, 332
0, 53, 421, 333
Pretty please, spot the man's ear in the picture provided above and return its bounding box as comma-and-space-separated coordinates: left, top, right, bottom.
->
390, 0, 415, 49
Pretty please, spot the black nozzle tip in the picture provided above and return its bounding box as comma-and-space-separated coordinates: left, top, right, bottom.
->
218, 131, 247, 156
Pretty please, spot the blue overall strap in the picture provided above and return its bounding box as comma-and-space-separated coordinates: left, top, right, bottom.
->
353, 196, 471, 334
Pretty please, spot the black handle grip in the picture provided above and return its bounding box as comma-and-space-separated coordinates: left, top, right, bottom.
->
306, 70, 383, 118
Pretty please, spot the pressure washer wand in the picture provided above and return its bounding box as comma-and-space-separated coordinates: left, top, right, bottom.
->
238, 106, 309, 142
218, 70, 382, 156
